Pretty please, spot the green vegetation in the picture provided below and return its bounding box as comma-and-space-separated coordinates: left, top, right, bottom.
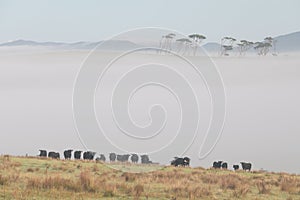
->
0, 155, 299, 199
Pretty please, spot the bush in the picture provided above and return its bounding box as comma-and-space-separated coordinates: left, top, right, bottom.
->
256, 180, 271, 194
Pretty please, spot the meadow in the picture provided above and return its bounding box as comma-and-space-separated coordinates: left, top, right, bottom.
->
0, 155, 299, 200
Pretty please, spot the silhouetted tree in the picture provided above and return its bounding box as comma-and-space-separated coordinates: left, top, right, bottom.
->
220, 37, 236, 56
159, 33, 176, 54
176, 38, 192, 55
188, 34, 206, 56
237, 40, 254, 55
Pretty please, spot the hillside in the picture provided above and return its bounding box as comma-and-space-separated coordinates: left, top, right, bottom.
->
0, 156, 299, 199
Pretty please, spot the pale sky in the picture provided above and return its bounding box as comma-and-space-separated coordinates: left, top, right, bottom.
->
0, 0, 299, 43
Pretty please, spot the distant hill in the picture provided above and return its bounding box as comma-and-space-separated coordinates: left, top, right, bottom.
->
202, 42, 220, 52
0, 39, 142, 50
274, 31, 300, 52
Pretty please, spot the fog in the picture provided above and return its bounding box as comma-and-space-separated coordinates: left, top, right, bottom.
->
0, 47, 299, 173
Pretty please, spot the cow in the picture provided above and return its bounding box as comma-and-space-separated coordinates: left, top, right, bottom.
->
117, 154, 130, 162
141, 155, 151, 164
48, 151, 60, 159
83, 151, 96, 160
74, 151, 82, 160
183, 157, 190, 167
39, 150, 47, 157
221, 162, 228, 169
63, 149, 72, 160
171, 157, 184, 167
116, 154, 122, 162
213, 161, 223, 169
240, 162, 252, 171
96, 154, 106, 162
109, 153, 116, 162
122, 154, 130, 162
131, 154, 139, 163
233, 165, 239, 171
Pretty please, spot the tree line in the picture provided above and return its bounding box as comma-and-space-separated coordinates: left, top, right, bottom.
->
158, 33, 278, 56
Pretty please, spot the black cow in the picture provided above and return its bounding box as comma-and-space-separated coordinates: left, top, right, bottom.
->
213, 161, 223, 168
141, 155, 152, 164
96, 154, 106, 162
122, 154, 130, 162
233, 165, 239, 171
221, 162, 228, 169
74, 151, 82, 160
117, 154, 130, 162
83, 151, 96, 160
183, 157, 190, 167
171, 157, 184, 167
116, 154, 122, 162
131, 154, 139, 163
241, 162, 252, 171
64, 149, 73, 160
48, 151, 60, 159
109, 153, 116, 162
39, 150, 47, 157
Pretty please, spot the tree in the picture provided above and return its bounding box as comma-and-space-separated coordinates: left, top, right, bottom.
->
220, 37, 236, 56
158, 33, 176, 54
188, 34, 206, 56
254, 37, 273, 56
176, 38, 192, 55
237, 40, 254, 55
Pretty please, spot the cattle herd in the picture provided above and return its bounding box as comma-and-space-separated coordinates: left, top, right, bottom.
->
38, 150, 155, 164
38, 150, 252, 171
212, 160, 252, 171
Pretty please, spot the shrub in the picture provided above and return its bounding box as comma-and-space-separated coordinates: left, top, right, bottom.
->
133, 184, 144, 199
220, 174, 241, 190
256, 180, 271, 194
188, 186, 212, 199
0, 175, 8, 185
233, 185, 250, 198
280, 177, 298, 193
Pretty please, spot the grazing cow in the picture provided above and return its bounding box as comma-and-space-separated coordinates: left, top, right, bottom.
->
183, 157, 190, 167
141, 155, 152, 164
63, 149, 73, 160
116, 154, 122, 162
83, 151, 96, 160
221, 162, 228, 169
117, 154, 130, 162
96, 154, 106, 162
213, 161, 223, 169
171, 157, 184, 167
240, 162, 252, 171
48, 151, 60, 159
122, 154, 130, 162
233, 165, 239, 171
109, 153, 116, 162
131, 154, 139, 163
39, 150, 47, 157
74, 151, 82, 160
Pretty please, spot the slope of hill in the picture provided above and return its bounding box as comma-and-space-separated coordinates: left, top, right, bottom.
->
0, 155, 299, 199
274, 31, 300, 52
0, 39, 142, 50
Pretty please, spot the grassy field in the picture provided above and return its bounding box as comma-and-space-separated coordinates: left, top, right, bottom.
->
0, 156, 299, 200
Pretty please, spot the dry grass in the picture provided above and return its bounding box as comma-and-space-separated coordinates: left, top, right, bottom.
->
280, 176, 299, 194
256, 180, 271, 194
0, 155, 300, 199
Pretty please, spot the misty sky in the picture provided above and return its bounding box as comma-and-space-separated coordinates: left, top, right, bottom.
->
0, 0, 300, 43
